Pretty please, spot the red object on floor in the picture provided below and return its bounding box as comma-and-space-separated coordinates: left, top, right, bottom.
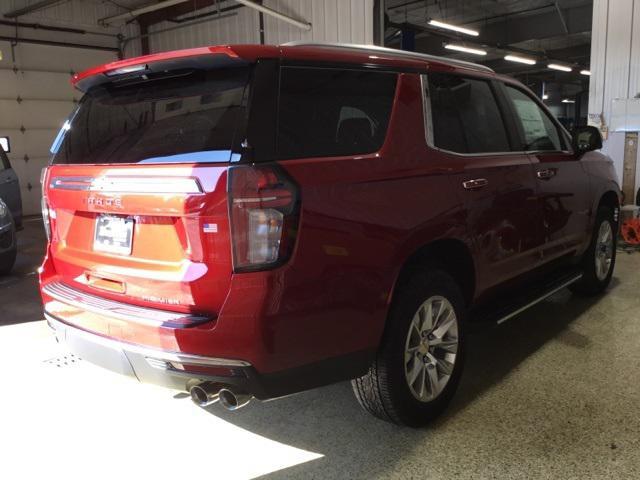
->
621, 218, 640, 245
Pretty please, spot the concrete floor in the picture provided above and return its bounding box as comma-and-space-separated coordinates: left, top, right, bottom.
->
1, 220, 639, 479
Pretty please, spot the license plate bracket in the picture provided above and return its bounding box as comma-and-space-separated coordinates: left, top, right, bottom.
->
93, 215, 134, 255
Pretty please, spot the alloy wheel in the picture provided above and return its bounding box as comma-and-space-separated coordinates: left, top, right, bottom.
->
404, 296, 459, 402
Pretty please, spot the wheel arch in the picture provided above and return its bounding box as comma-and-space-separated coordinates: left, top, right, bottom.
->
598, 190, 620, 215
391, 238, 476, 308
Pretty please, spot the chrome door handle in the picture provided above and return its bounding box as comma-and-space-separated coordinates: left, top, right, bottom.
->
536, 169, 555, 180
462, 178, 488, 190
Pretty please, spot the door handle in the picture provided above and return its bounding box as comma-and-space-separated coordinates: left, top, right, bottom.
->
536, 169, 556, 180
462, 178, 488, 190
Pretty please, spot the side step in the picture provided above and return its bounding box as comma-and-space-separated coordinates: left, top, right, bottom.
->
472, 270, 583, 327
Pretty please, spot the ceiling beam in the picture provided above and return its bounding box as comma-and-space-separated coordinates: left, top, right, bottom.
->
473, 4, 592, 46
3, 0, 68, 18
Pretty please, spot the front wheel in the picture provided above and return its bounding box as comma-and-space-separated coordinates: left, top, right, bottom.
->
571, 206, 617, 296
352, 269, 465, 427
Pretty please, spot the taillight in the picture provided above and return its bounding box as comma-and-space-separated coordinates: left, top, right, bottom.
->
40, 167, 52, 242
228, 164, 299, 272
41, 197, 51, 241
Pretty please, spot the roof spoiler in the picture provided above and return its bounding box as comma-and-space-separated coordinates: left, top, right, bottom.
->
72, 46, 246, 92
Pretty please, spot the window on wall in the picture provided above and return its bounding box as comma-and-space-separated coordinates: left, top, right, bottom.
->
425, 73, 510, 154
504, 85, 563, 152
0, 136, 9, 153
277, 67, 397, 158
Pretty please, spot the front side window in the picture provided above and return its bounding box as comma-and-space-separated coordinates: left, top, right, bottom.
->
425, 73, 510, 154
277, 67, 397, 159
504, 85, 563, 152
52, 67, 250, 165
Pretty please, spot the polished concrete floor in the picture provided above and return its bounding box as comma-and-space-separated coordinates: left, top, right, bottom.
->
1, 221, 639, 479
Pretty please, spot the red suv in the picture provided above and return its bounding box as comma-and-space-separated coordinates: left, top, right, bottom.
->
40, 43, 620, 426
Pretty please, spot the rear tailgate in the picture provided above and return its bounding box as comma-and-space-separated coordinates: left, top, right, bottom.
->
42, 164, 232, 318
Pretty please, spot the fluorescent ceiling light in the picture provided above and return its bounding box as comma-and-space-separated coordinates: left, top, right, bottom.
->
580, 70, 591, 76
548, 63, 572, 72
504, 55, 536, 65
444, 44, 487, 56
429, 19, 479, 36
562, 99, 575, 103
542, 94, 549, 100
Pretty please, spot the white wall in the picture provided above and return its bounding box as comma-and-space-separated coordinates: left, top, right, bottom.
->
588, 0, 640, 191
0, 41, 118, 215
139, 0, 374, 56
0, 1, 133, 215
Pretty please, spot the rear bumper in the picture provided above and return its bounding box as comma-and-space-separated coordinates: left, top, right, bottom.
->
46, 313, 373, 400
45, 313, 256, 393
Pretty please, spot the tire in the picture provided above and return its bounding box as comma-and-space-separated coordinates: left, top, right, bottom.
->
352, 269, 466, 427
570, 206, 617, 296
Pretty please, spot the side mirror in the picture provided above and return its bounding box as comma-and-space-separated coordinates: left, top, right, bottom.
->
572, 126, 603, 154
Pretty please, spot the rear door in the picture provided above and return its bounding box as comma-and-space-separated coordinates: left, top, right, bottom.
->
501, 83, 591, 260
423, 72, 545, 293
44, 65, 250, 316
0, 148, 21, 223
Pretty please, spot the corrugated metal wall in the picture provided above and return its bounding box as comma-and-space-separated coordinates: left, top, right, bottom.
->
589, 0, 640, 190
0, 0, 135, 51
142, 0, 374, 55
146, 2, 260, 54
262, 0, 374, 45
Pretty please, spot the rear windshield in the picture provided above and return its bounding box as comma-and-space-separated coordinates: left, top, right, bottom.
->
51, 67, 250, 165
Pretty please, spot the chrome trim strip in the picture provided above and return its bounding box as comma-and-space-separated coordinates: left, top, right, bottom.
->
49, 176, 203, 194
46, 313, 252, 368
282, 41, 495, 73
43, 281, 209, 328
495, 273, 583, 325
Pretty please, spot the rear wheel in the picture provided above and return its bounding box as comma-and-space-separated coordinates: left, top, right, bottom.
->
352, 269, 465, 427
571, 206, 617, 296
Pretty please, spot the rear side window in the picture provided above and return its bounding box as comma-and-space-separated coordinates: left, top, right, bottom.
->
277, 67, 397, 159
52, 67, 250, 165
504, 85, 563, 151
425, 73, 510, 154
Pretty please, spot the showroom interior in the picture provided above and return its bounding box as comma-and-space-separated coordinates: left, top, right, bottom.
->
1, 0, 640, 478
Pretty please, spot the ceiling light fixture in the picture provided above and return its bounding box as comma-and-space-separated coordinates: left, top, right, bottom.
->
542, 94, 549, 100
562, 99, 576, 103
444, 44, 487, 56
429, 19, 479, 36
548, 63, 572, 72
504, 55, 536, 65
580, 70, 591, 76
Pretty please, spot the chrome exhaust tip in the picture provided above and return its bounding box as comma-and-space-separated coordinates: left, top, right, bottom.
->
190, 382, 221, 407
218, 388, 252, 411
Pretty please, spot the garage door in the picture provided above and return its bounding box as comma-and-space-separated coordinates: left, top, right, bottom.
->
0, 42, 117, 216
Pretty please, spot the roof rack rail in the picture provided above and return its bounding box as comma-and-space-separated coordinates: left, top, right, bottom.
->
281, 41, 494, 73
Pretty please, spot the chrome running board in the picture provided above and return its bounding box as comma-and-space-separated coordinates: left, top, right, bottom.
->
495, 273, 583, 325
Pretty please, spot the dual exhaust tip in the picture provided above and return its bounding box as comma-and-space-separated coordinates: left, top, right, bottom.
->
189, 382, 252, 411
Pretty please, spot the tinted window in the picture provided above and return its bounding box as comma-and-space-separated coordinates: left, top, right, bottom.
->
277, 67, 397, 158
52, 67, 250, 165
504, 85, 562, 151
426, 74, 510, 154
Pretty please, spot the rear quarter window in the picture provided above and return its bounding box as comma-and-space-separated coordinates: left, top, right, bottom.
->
277, 67, 397, 159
